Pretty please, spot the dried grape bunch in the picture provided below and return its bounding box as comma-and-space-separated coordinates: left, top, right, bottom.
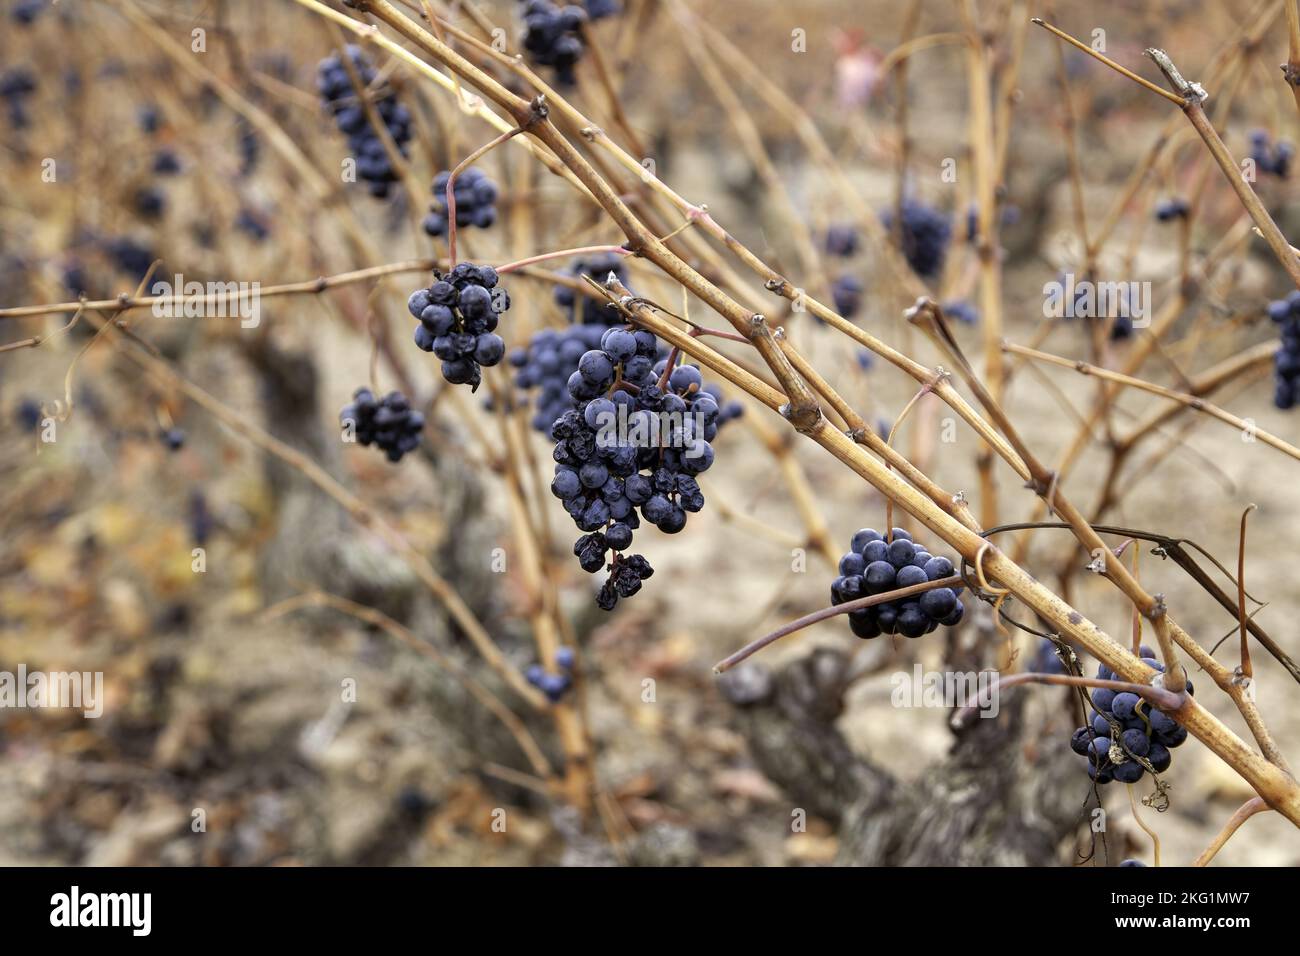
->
0, 68, 37, 129
830, 528, 965, 639
339, 388, 425, 463
519, 0, 588, 87
549, 326, 740, 609
1153, 197, 1189, 221
317, 45, 412, 199
880, 199, 951, 278
1069, 647, 1193, 785
422, 166, 499, 236
553, 252, 629, 326
407, 263, 510, 391
832, 275, 864, 319
1267, 291, 1300, 409
1250, 129, 1293, 178
526, 646, 577, 702
824, 223, 859, 258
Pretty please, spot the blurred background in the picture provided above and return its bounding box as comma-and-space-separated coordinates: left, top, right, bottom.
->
1, 0, 1299, 866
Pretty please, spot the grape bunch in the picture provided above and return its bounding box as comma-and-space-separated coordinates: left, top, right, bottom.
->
421, 167, 499, 237
581, 0, 620, 18
339, 388, 425, 463
943, 299, 979, 325
1267, 292, 1300, 409
135, 104, 161, 135
880, 199, 951, 278
824, 224, 860, 258
235, 207, 271, 242
549, 329, 740, 609
519, 0, 587, 86
510, 324, 608, 432
832, 274, 864, 319
1153, 197, 1189, 221
1069, 647, 1192, 786
830, 528, 965, 639
13, 0, 43, 25
506, 253, 634, 432
554, 252, 629, 325
152, 148, 182, 176
133, 186, 166, 219
526, 646, 576, 702
317, 46, 412, 199
103, 236, 155, 278
1250, 129, 1293, 178
0, 68, 36, 129
407, 263, 510, 391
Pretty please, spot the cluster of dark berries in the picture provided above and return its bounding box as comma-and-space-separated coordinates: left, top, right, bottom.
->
506, 253, 634, 432
152, 148, 182, 176
13, 0, 44, 25
554, 252, 628, 325
0, 68, 36, 129
880, 199, 951, 278
235, 207, 271, 241
422, 167, 499, 237
550, 330, 738, 609
1109, 314, 1134, 342
237, 117, 259, 176
133, 185, 166, 219
1153, 197, 1189, 221
103, 236, 155, 278
62, 258, 90, 298
1032, 639, 1069, 675
830, 528, 965, 639
824, 224, 859, 258
317, 46, 413, 199
511, 324, 609, 432
526, 646, 576, 702
138, 104, 161, 134
519, 0, 588, 86
1069, 647, 1192, 786
339, 388, 425, 463
408, 263, 509, 391
943, 299, 979, 325
1250, 129, 1293, 178
581, 0, 620, 18
16, 398, 43, 431
1267, 291, 1300, 408
832, 275, 864, 319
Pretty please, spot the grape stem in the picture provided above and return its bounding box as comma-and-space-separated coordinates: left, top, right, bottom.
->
445, 122, 532, 269
1236, 505, 1256, 680
713, 575, 963, 674
1193, 797, 1270, 866
495, 244, 630, 275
